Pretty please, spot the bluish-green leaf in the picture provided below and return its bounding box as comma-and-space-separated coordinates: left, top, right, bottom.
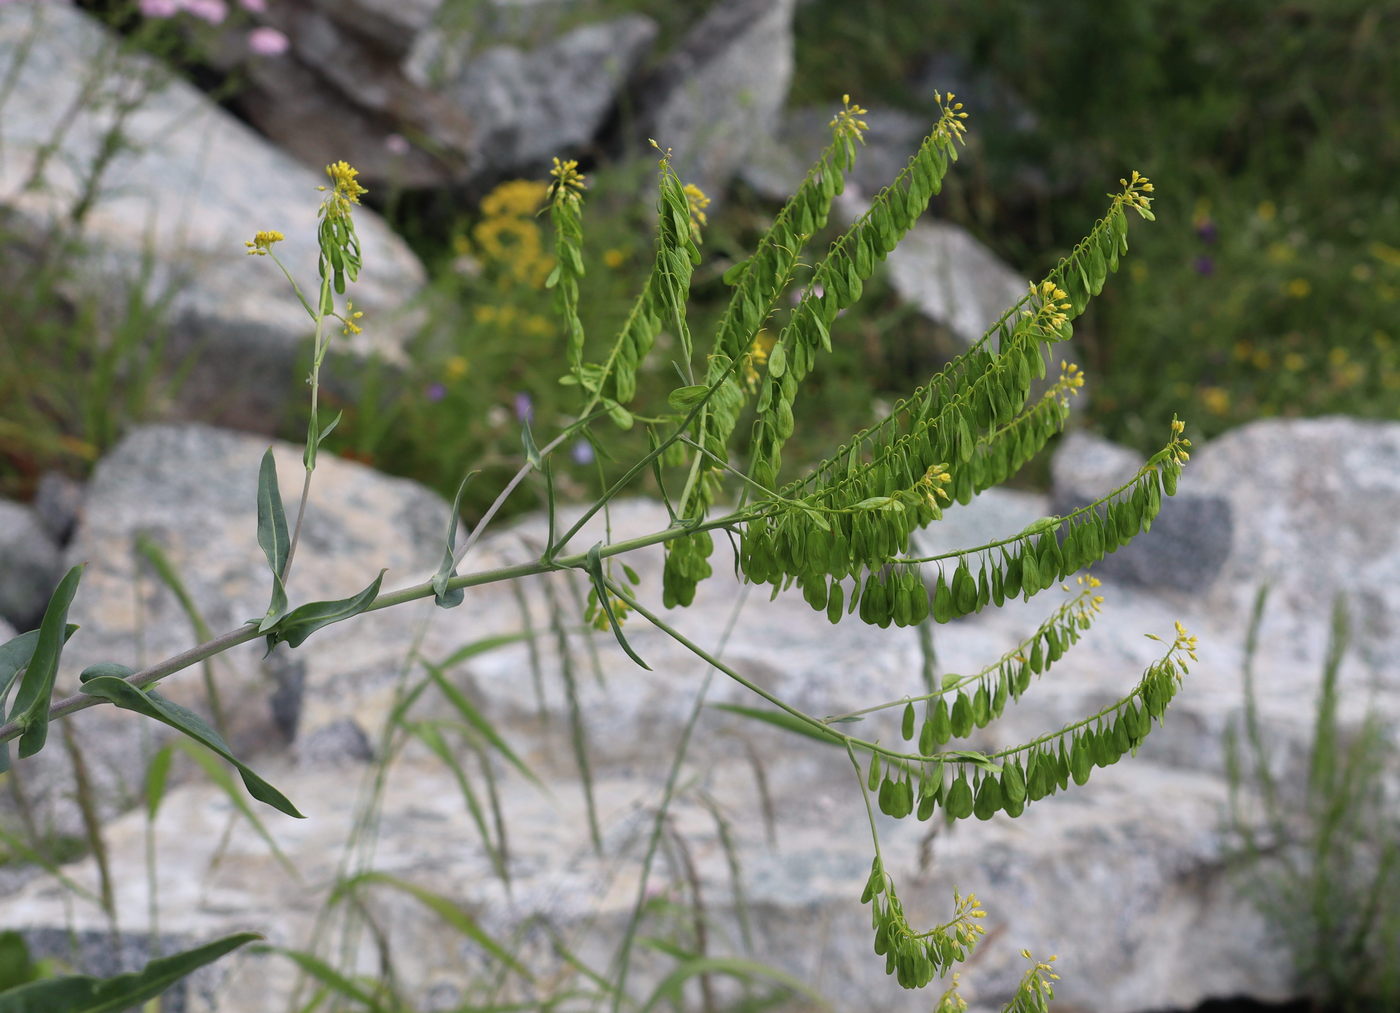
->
0, 624, 79, 774
8, 565, 84, 760
264, 571, 385, 651
432, 472, 476, 609
0, 932, 258, 1012
255, 449, 290, 632
584, 545, 649, 670
79, 676, 303, 818
709, 703, 843, 746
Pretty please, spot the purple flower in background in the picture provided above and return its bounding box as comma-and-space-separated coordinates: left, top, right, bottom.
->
1195, 219, 1218, 244
184, 0, 226, 23
513, 392, 534, 423
425, 383, 446, 402
1193, 256, 1215, 277
237, 0, 266, 10
247, 26, 289, 55
572, 440, 595, 465
138, 0, 180, 16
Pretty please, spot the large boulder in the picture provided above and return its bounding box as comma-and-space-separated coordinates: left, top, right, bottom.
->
225, 0, 657, 189
0, 423, 462, 834
1052, 430, 1233, 595
5, 418, 1397, 1010
0, 3, 426, 435
0, 498, 63, 632
635, 0, 797, 203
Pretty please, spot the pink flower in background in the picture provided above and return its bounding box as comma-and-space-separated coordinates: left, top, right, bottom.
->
385, 133, 410, 156
138, 0, 180, 16
237, 0, 267, 10
248, 26, 289, 55
184, 0, 227, 23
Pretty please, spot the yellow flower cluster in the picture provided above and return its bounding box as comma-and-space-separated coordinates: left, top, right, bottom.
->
934, 973, 968, 1013
1118, 169, 1155, 215
244, 229, 285, 256
340, 300, 364, 335
918, 462, 953, 512
683, 182, 710, 242
1054, 360, 1085, 406
1172, 620, 1200, 662
481, 179, 547, 218
742, 328, 776, 391
829, 93, 870, 144
945, 890, 987, 949
933, 90, 969, 143
473, 179, 556, 289
1030, 280, 1072, 333
547, 156, 586, 204
317, 160, 367, 220
1168, 416, 1192, 467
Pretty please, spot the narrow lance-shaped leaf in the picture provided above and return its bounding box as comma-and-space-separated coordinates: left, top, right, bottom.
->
0, 932, 259, 1013
585, 545, 650, 670
255, 448, 290, 632
8, 565, 84, 760
78, 675, 304, 818
263, 570, 385, 652
0, 623, 79, 773
432, 472, 476, 609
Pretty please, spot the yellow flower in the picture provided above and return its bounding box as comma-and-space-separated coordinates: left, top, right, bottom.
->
683, 182, 710, 242
445, 356, 468, 379
1282, 352, 1306, 372
340, 300, 364, 335
548, 157, 586, 203
244, 229, 285, 255
480, 180, 548, 219
603, 248, 626, 269
742, 329, 776, 391
1256, 200, 1277, 222
317, 160, 368, 220
1200, 386, 1229, 416
1285, 277, 1312, 298
829, 92, 871, 144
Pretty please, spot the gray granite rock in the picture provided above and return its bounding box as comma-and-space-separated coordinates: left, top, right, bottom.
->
32, 471, 85, 545
882, 216, 1029, 351
0, 498, 63, 632
0, 3, 426, 436
636, 0, 796, 203
412, 14, 657, 182
1052, 430, 1233, 594
1191, 417, 1400, 671
3, 424, 1396, 1009
0, 423, 460, 835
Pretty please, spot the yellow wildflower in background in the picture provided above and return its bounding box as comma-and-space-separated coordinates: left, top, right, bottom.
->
480, 180, 547, 218
445, 356, 469, 380
244, 230, 285, 255
1286, 277, 1312, 298
603, 248, 626, 269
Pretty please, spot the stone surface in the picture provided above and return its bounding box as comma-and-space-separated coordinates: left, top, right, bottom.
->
882, 216, 1029, 351
412, 15, 657, 183
227, 0, 655, 190
0, 423, 463, 834
32, 471, 85, 545
1052, 430, 1233, 594
0, 498, 63, 632
636, 0, 797, 203
1189, 417, 1400, 672
0, 3, 426, 435
3, 419, 1397, 1010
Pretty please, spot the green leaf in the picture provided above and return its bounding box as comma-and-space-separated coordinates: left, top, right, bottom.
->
583, 544, 650, 671
255, 449, 290, 633
709, 704, 843, 746
263, 571, 385, 652
8, 565, 84, 760
79, 676, 303, 818
432, 472, 476, 609
638, 956, 832, 1013
666, 385, 709, 410
0, 932, 258, 1012
0, 624, 79, 774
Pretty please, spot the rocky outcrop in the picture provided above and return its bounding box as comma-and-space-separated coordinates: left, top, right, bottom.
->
0, 498, 63, 632
635, 0, 797, 203
0, 3, 426, 435
8, 418, 1399, 1010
